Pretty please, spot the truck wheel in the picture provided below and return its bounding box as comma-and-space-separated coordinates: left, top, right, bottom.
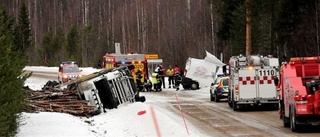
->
214, 91, 220, 102
210, 90, 215, 101
282, 114, 290, 127
227, 92, 233, 108
233, 100, 239, 111
281, 101, 290, 127
290, 106, 300, 132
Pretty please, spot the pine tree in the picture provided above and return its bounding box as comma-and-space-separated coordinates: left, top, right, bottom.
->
14, 2, 32, 53
0, 4, 28, 137
66, 25, 79, 60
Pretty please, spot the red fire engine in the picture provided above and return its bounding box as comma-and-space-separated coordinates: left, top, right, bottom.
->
276, 56, 320, 132
102, 53, 148, 83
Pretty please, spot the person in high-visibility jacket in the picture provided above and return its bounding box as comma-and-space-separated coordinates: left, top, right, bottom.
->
151, 68, 162, 91
166, 65, 174, 88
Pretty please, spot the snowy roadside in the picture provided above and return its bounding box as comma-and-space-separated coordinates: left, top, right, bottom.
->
18, 67, 209, 137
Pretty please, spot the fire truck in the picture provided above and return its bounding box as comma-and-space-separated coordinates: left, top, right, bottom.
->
276, 56, 320, 132
102, 53, 148, 83
228, 55, 279, 111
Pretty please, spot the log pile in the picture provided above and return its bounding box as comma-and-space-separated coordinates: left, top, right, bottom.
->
24, 86, 98, 117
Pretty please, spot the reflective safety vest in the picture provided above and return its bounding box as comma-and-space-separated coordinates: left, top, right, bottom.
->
166, 69, 174, 76
151, 72, 159, 84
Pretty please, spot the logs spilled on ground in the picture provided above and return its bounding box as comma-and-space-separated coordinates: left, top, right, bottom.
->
24, 86, 99, 117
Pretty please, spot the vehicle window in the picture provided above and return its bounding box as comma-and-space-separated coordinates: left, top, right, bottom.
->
63, 66, 80, 73
222, 78, 229, 86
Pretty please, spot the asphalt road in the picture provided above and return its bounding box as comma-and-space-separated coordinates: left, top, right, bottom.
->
25, 68, 320, 137
141, 90, 320, 137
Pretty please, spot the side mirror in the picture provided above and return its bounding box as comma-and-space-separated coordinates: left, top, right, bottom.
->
211, 83, 214, 86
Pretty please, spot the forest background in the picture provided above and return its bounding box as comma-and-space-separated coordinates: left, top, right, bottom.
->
1, 0, 320, 68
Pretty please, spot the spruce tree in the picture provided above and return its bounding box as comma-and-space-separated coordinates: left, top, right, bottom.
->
14, 2, 32, 53
0, 5, 28, 137
66, 25, 79, 60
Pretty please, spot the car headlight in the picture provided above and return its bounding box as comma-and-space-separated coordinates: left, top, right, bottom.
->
63, 75, 68, 78
78, 74, 82, 77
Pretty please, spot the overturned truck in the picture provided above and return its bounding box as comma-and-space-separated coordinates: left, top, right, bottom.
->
31, 65, 145, 116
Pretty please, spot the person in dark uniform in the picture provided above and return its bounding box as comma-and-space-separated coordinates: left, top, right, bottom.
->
158, 65, 165, 89
136, 69, 143, 91
174, 71, 183, 91
144, 78, 153, 92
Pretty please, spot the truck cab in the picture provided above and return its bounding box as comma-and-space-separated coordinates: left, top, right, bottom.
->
58, 61, 82, 83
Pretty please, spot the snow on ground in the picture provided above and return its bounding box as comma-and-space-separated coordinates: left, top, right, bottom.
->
18, 66, 212, 137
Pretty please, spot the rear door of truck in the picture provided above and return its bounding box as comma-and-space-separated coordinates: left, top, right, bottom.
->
238, 69, 257, 100
256, 67, 277, 99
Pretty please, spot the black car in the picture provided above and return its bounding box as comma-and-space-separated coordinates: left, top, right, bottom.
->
181, 77, 200, 90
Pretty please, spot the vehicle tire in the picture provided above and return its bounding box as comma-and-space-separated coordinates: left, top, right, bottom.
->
227, 92, 233, 108
290, 105, 300, 132
232, 93, 239, 111
283, 114, 290, 127
233, 100, 238, 111
273, 103, 279, 110
190, 82, 199, 90
210, 90, 214, 101
281, 101, 290, 127
214, 91, 220, 102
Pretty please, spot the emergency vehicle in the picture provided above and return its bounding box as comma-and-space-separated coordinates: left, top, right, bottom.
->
102, 53, 148, 83
276, 56, 320, 132
58, 61, 82, 83
228, 55, 279, 111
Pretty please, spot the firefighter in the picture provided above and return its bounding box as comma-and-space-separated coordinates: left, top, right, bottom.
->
143, 78, 153, 92
151, 68, 161, 91
174, 65, 180, 75
173, 65, 180, 84
166, 65, 174, 88
158, 65, 166, 88
174, 70, 183, 91
136, 69, 144, 91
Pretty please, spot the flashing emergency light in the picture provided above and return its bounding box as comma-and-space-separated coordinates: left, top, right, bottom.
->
289, 61, 294, 65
